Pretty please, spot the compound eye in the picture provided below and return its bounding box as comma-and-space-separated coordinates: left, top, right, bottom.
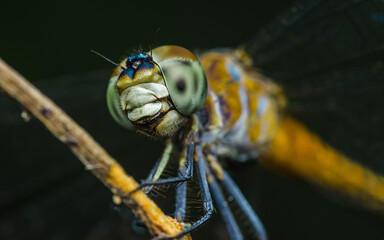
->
106, 76, 134, 130
161, 59, 207, 115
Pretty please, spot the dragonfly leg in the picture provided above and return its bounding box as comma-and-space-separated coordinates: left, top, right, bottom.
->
221, 170, 267, 240
142, 139, 174, 194
174, 170, 187, 221
206, 166, 243, 240
141, 117, 199, 190
140, 138, 194, 188
161, 156, 214, 240
132, 140, 176, 230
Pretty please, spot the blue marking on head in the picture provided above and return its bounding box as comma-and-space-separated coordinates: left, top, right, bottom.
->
122, 53, 155, 79
140, 61, 154, 69
128, 53, 148, 62
123, 68, 135, 79
226, 62, 241, 82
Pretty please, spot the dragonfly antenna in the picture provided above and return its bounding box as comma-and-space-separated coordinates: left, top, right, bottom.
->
91, 50, 122, 68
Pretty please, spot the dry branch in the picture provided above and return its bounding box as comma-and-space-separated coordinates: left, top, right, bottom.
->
0, 58, 190, 240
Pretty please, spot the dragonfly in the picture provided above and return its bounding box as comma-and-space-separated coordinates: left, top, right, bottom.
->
103, 0, 384, 239
0, 0, 383, 239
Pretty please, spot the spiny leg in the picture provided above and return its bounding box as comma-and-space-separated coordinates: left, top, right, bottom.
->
174, 169, 187, 221
131, 136, 192, 231
141, 117, 199, 190
163, 155, 214, 239
206, 166, 243, 240
140, 133, 194, 188
174, 135, 199, 221
221, 170, 267, 240
130, 140, 174, 229
142, 138, 173, 194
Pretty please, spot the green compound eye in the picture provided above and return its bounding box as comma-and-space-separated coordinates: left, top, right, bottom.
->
160, 59, 207, 116
106, 75, 134, 130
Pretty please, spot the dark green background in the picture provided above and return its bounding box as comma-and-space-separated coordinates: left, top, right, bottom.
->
1, 0, 383, 239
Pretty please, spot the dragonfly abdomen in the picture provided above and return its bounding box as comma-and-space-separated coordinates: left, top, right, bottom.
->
261, 116, 384, 212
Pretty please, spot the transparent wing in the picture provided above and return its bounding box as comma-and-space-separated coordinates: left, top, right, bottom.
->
244, 0, 384, 173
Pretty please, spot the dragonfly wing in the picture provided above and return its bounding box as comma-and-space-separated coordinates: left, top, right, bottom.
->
244, 0, 384, 173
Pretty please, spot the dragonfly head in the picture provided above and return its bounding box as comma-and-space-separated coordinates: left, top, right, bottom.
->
107, 45, 207, 137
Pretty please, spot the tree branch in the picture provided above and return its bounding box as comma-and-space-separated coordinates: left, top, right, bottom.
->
0, 58, 190, 240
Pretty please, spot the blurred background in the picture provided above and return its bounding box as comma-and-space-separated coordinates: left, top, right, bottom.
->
0, 0, 383, 239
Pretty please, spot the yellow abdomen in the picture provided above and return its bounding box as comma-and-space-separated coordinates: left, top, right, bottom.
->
261, 116, 384, 212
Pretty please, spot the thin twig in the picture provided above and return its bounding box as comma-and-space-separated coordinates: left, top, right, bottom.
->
0, 57, 190, 240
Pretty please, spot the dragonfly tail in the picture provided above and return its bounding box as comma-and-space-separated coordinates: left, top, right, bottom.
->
261, 116, 384, 213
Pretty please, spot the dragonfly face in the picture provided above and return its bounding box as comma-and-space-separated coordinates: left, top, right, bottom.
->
107, 46, 207, 137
